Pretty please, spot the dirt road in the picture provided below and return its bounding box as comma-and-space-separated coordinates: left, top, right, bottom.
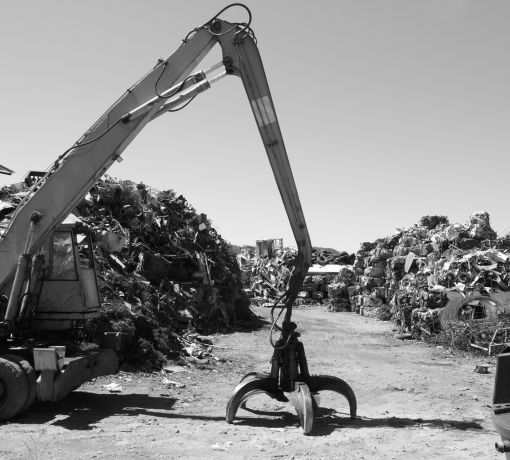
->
0, 306, 501, 459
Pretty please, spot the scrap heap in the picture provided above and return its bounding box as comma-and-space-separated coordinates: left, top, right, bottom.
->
0, 176, 250, 368
345, 212, 510, 352
237, 246, 355, 307
235, 213, 510, 354
237, 246, 295, 302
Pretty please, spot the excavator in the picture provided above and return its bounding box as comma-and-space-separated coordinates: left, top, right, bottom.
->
0, 4, 356, 434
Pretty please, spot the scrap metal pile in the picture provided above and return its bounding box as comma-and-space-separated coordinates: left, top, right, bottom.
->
237, 246, 355, 307
237, 213, 510, 354
0, 176, 249, 368
237, 247, 295, 302
346, 212, 510, 353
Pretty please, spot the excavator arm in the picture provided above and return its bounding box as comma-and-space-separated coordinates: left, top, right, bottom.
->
0, 6, 354, 434
0, 8, 311, 307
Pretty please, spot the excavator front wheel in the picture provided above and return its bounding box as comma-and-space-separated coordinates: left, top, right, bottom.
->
0, 357, 29, 422
2, 354, 37, 414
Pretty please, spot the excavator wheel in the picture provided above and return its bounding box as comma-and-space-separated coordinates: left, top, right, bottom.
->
0, 357, 29, 422
2, 354, 37, 413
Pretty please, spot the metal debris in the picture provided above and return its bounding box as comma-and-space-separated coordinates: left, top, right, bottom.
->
102, 382, 123, 393
342, 213, 510, 353
0, 176, 249, 369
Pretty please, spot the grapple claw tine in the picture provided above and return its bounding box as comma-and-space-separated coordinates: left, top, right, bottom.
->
225, 320, 357, 435
308, 375, 357, 420
286, 382, 314, 435
226, 377, 279, 423
239, 371, 270, 384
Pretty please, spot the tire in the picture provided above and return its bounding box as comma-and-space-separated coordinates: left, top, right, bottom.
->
0, 357, 29, 422
3, 355, 37, 413
317, 255, 328, 265
439, 295, 501, 329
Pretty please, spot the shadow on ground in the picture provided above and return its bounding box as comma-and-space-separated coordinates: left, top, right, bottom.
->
5, 391, 485, 437
232, 406, 485, 436
8, 391, 235, 431
10, 392, 179, 430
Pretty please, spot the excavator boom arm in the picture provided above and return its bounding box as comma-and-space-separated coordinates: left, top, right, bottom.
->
213, 21, 312, 310
0, 14, 311, 307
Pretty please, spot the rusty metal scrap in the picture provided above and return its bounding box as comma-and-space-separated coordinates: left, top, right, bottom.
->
237, 213, 509, 353
237, 212, 510, 350
238, 247, 295, 300
0, 176, 247, 369
238, 246, 355, 309
336, 212, 510, 351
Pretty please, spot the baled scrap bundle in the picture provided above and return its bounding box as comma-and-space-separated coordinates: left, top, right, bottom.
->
353, 254, 366, 274
304, 264, 351, 304
327, 266, 357, 311
337, 265, 356, 285
348, 212, 510, 350
404, 289, 447, 334
359, 249, 387, 301
302, 275, 315, 293
327, 282, 350, 311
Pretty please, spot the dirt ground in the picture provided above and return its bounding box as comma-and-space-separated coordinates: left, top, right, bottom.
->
0, 305, 502, 459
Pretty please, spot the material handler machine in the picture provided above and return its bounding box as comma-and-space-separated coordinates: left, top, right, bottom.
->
0, 4, 356, 434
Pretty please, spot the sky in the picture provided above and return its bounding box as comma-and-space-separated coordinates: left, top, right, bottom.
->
1, 1, 509, 252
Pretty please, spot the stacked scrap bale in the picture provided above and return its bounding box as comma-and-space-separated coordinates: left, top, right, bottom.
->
346, 213, 510, 349
349, 239, 394, 318
305, 274, 337, 302
348, 215, 452, 323
303, 275, 324, 301
327, 266, 357, 311
0, 176, 249, 369
306, 250, 356, 306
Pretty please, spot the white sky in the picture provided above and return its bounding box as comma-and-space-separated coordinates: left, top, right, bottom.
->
1, 1, 509, 252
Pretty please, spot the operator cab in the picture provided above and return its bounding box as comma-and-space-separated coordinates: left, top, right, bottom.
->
31, 214, 100, 330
